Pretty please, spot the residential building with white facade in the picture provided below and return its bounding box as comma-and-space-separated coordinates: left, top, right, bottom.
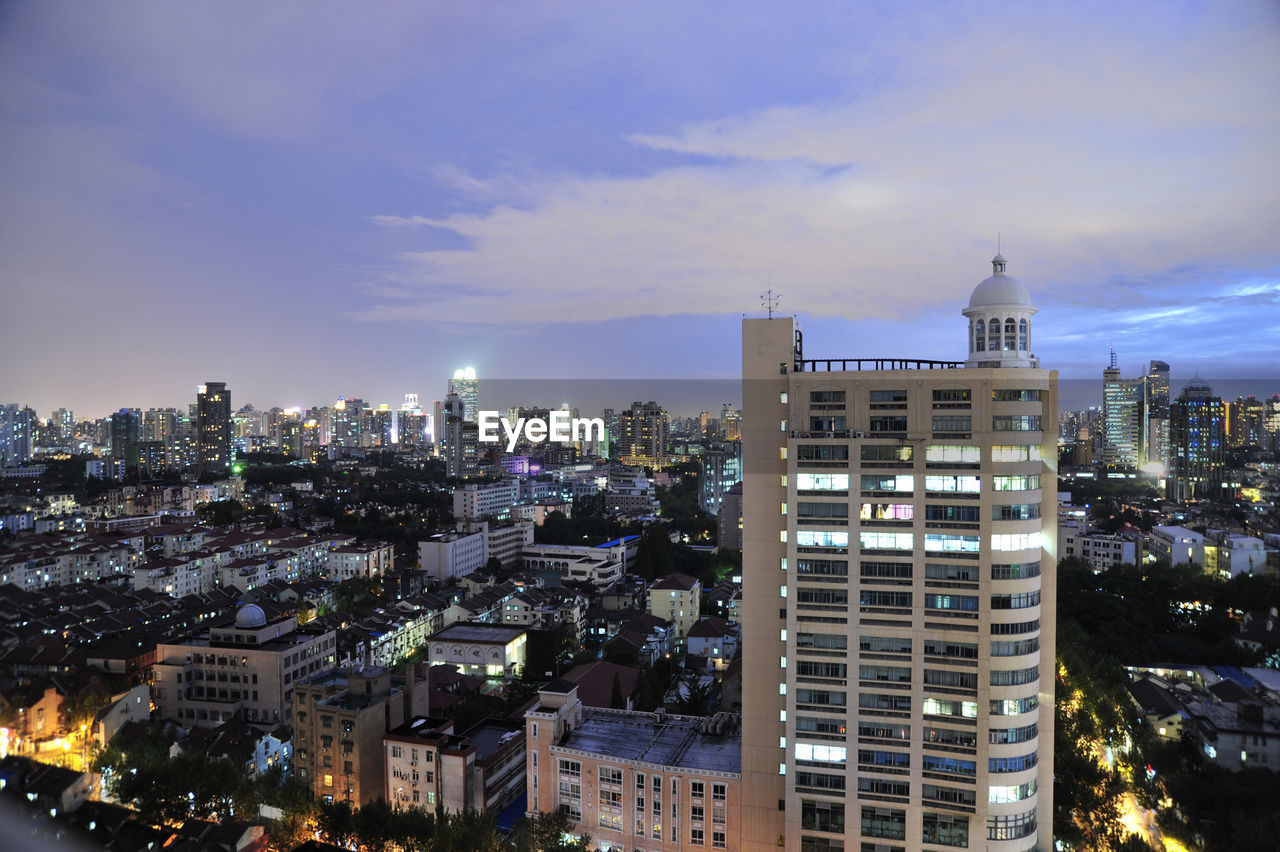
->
738, 254, 1056, 851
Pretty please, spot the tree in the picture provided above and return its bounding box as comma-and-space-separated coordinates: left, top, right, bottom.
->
609, 672, 625, 709
508, 809, 590, 852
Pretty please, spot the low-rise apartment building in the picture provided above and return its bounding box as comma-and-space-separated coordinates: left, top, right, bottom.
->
385, 716, 526, 814
292, 665, 428, 805
152, 603, 336, 725
525, 681, 741, 851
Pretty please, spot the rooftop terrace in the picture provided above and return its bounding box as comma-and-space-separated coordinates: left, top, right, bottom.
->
555, 707, 740, 775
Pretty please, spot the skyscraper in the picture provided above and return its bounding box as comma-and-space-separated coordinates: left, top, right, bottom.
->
1144, 360, 1170, 471
442, 392, 478, 477
196, 382, 232, 476
330, 397, 364, 448
109, 408, 141, 467
0, 404, 33, 467
1102, 350, 1144, 468
1167, 376, 1226, 502
449, 367, 479, 424
740, 254, 1056, 851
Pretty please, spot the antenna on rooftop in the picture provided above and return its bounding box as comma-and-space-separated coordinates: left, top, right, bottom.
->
762, 288, 781, 319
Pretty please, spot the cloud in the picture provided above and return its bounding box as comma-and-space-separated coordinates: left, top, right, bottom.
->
358, 2, 1280, 330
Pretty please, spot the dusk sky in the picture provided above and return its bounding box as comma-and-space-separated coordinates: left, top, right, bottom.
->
2, 1, 1278, 418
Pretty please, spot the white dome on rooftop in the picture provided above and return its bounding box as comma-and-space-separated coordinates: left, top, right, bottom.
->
236, 603, 267, 629
967, 254, 1033, 310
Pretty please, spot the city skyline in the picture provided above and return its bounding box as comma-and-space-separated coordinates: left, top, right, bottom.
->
2, 1, 1279, 416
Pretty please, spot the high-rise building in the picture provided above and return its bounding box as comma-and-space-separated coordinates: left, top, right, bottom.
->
367, 404, 394, 447
50, 408, 75, 444
109, 408, 141, 467
449, 367, 479, 424
0, 404, 34, 467
618, 401, 669, 468
700, 441, 742, 515
142, 407, 177, 445
442, 392, 478, 477
396, 394, 428, 448
1101, 350, 1144, 468
722, 404, 743, 441
1167, 377, 1226, 502
1144, 360, 1170, 471
1226, 395, 1265, 449
196, 382, 232, 476
330, 397, 364, 448
740, 253, 1056, 852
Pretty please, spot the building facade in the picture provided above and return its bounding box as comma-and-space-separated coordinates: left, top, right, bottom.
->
1101, 352, 1144, 469
1167, 377, 1226, 502
197, 382, 232, 475
739, 254, 1056, 852
152, 604, 336, 726
525, 682, 741, 851
292, 665, 428, 805
385, 716, 526, 814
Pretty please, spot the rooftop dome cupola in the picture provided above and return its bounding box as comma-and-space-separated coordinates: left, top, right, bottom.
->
962, 252, 1039, 368
235, 603, 268, 629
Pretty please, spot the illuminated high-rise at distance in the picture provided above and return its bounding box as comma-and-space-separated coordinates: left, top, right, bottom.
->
331, 397, 364, 447
449, 367, 479, 423
1144, 360, 1171, 473
196, 382, 231, 476
0, 404, 34, 467
1167, 376, 1226, 502
740, 254, 1056, 851
1102, 349, 1144, 468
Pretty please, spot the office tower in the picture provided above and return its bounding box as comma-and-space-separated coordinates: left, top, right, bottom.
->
1101, 350, 1144, 468
1, 404, 34, 467
700, 441, 743, 514
196, 382, 232, 476
599, 408, 616, 458
1145, 360, 1170, 471
618, 401, 670, 468
449, 367, 480, 424
1226, 396, 1264, 449
109, 408, 141, 467
722, 404, 743, 441
740, 253, 1056, 852
1167, 377, 1226, 502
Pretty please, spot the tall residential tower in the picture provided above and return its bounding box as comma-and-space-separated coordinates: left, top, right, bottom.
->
740, 254, 1056, 851
196, 382, 231, 476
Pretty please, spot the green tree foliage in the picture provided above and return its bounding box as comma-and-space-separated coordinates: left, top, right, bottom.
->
1054, 554, 1280, 849
534, 497, 629, 547
62, 682, 113, 731
631, 524, 674, 579
196, 499, 245, 526
1057, 556, 1280, 664
508, 809, 590, 852
609, 672, 625, 709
